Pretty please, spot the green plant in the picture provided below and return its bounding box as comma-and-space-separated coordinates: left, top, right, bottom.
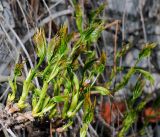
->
6, 3, 111, 136
5, 2, 156, 137
114, 43, 156, 137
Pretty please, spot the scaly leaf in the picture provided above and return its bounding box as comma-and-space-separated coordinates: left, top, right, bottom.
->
135, 68, 154, 85
116, 43, 131, 59
50, 95, 68, 103
115, 67, 135, 91
89, 23, 105, 43
33, 28, 46, 58
73, 73, 79, 91
82, 58, 97, 75
80, 123, 88, 137
119, 110, 137, 137
47, 35, 60, 62
75, 4, 83, 33
132, 78, 145, 101
89, 4, 106, 23
58, 25, 68, 54
92, 86, 111, 95
138, 43, 156, 61
14, 63, 24, 76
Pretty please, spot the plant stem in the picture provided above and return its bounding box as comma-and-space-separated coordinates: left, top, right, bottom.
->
7, 76, 17, 103
32, 81, 48, 115
17, 69, 36, 109
17, 57, 44, 109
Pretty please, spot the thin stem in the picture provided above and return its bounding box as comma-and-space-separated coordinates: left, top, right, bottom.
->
17, 69, 36, 109
32, 81, 48, 115
17, 57, 44, 109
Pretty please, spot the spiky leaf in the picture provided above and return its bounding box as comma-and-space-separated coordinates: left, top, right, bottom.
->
92, 86, 111, 95
75, 4, 83, 33
138, 43, 156, 61
33, 28, 46, 58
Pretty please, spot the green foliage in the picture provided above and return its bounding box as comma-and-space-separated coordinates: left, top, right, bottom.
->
80, 93, 95, 137
115, 67, 135, 91
106, 43, 156, 136
115, 43, 156, 92
135, 68, 154, 85
116, 43, 131, 59
92, 86, 111, 95
89, 3, 106, 23
6, 2, 156, 136
6, 3, 111, 134
138, 43, 156, 61
75, 4, 83, 33
80, 22, 105, 43
33, 28, 46, 59
131, 78, 145, 102
7, 63, 23, 103
118, 110, 137, 137
118, 79, 145, 137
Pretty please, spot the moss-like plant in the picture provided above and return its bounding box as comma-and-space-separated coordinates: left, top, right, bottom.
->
5, 2, 156, 137
6, 3, 112, 136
